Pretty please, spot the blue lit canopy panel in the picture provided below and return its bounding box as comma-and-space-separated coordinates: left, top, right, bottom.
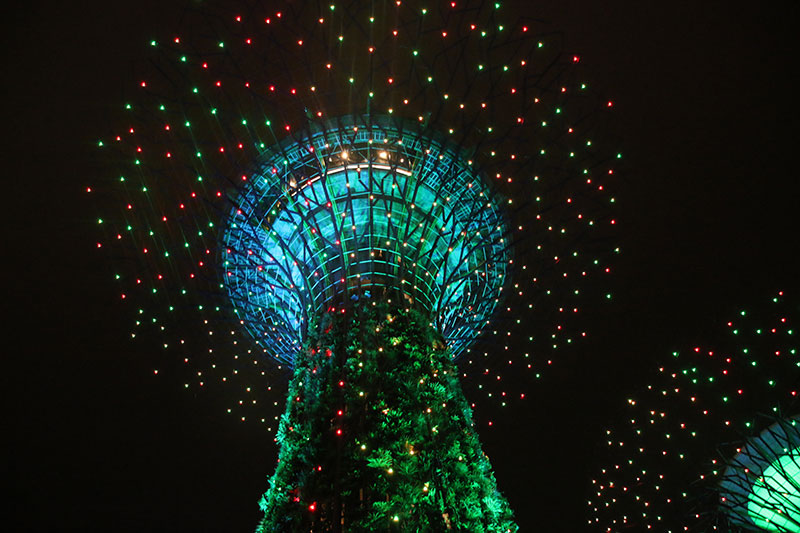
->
222, 117, 509, 365
720, 417, 800, 533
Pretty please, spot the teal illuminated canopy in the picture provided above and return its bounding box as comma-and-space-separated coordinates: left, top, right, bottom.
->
749, 446, 800, 532
720, 417, 800, 532
222, 117, 510, 365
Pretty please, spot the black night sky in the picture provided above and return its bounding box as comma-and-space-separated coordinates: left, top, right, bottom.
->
5, 1, 799, 531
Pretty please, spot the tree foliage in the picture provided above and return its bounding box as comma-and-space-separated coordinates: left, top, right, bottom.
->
256, 300, 517, 532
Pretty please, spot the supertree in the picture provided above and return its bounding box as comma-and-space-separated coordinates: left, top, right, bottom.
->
587, 291, 800, 532
92, 0, 619, 530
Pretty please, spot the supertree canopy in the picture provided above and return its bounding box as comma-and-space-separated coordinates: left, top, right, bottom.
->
223, 115, 510, 365
93, 0, 619, 530
587, 291, 800, 532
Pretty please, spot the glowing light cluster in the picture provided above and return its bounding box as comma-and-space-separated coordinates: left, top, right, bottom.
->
93, 0, 619, 426
588, 291, 799, 531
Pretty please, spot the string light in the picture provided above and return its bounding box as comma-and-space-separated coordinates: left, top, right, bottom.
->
589, 291, 799, 531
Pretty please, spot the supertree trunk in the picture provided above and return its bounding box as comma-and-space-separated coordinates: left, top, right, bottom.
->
257, 300, 516, 532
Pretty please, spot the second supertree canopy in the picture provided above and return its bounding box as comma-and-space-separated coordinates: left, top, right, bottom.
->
588, 291, 800, 532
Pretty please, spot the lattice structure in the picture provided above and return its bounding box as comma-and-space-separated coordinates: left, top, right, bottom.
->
721, 417, 800, 532
223, 116, 509, 365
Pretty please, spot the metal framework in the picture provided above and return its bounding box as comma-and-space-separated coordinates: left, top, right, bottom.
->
222, 116, 509, 365
720, 417, 800, 532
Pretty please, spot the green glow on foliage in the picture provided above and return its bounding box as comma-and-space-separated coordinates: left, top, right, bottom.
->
257, 303, 517, 531
748, 447, 800, 532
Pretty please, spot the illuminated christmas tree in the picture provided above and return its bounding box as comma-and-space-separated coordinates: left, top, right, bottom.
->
92, 1, 619, 530
588, 291, 799, 532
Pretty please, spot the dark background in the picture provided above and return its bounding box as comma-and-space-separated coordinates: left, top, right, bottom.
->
4, 1, 798, 531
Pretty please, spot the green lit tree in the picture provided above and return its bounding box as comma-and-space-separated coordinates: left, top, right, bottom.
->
258, 302, 515, 531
